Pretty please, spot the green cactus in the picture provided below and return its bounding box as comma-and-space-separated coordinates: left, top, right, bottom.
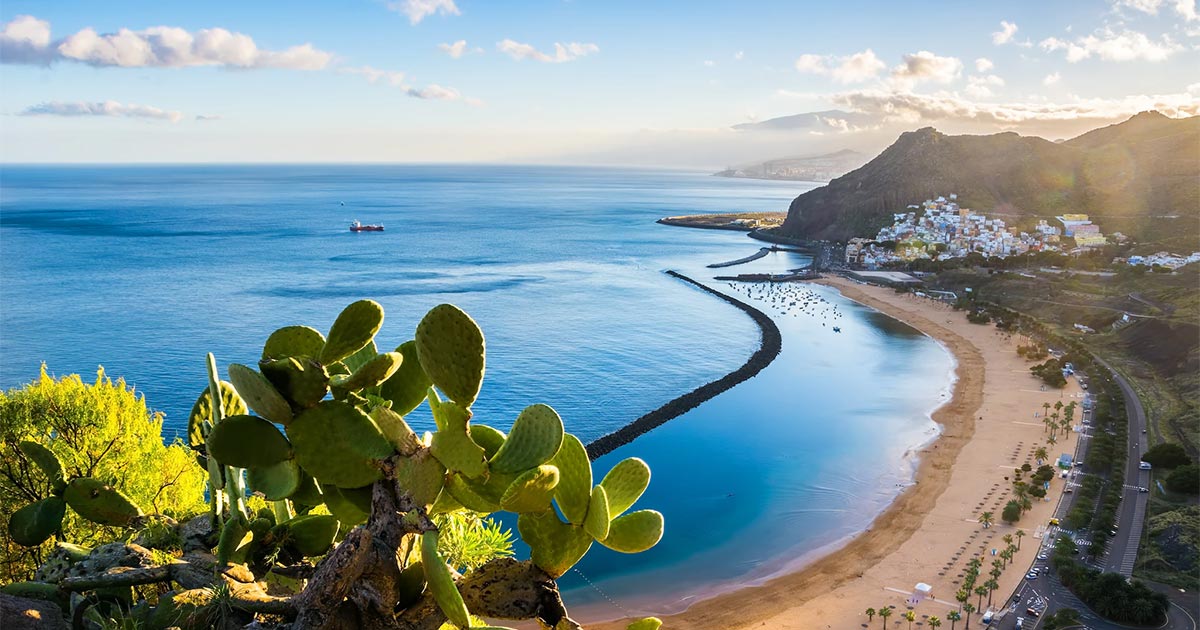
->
342, 339, 379, 373
489, 404, 564, 474
445, 473, 502, 513
598, 510, 663, 554
395, 560, 427, 610
216, 516, 252, 566
627, 617, 663, 630
430, 486, 466, 515
286, 401, 393, 488
1, 581, 65, 606
63, 477, 142, 527
18, 440, 65, 490
320, 299, 385, 365
421, 529, 472, 629
262, 325, 327, 359
549, 434, 591, 525
428, 391, 487, 479
259, 356, 330, 410
318, 482, 368, 527
290, 472, 324, 508
378, 340, 433, 415
187, 381, 247, 451
227, 363, 293, 425
331, 351, 403, 392
394, 450, 446, 506
415, 304, 486, 408
582, 485, 610, 541
246, 459, 301, 501
370, 406, 421, 455
499, 465, 560, 514
8, 497, 66, 546
600, 457, 650, 518
336, 484, 374, 514
468, 425, 506, 459
206, 414, 293, 469
517, 510, 593, 579
286, 514, 339, 557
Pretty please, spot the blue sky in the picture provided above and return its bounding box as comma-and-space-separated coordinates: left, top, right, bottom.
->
1, 0, 1197, 164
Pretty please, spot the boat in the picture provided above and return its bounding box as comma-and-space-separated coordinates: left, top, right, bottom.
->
350, 220, 384, 232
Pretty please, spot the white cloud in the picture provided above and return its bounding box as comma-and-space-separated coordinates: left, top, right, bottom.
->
406, 84, 461, 100
194, 114, 222, 121
1112, 0, 1199, 20
703, 59, 715, 67
341, 65, 406, 86
1040, 28, 1183, 62
965, 74, 1006, 98
1044, 72, 1062, 86
0, 15, 331, 69
342, 64, 477, 104
19, 100, 185, 122
438, 40, 471, 58
388, 0, 460, 25
975, 57, 994, 72
733, 50, 745, 61
1175, 0, 1200, 20
890, 51, 963, 88
496, 39, 599, 63
793, 49, 886, 84
993, 20, 1019, 45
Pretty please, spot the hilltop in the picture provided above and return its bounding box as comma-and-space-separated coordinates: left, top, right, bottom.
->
779, 112, 1200, 243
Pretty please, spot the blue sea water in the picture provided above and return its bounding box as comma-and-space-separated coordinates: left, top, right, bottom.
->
0, 165, 952, 618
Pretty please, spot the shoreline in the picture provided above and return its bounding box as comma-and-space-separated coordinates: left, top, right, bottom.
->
585, 270, 782, 459
589, 275, 987, 630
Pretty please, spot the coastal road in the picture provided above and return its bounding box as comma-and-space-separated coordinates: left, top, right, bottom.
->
1091, 357, 1150, 577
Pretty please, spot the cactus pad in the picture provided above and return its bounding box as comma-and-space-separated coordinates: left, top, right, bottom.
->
422, 529, 472, 629
600, 457, 650, 518
318, 483, 369, 526
445, 473, 502, 513
598, 509, 663, 553
320, 299, 385, 365
468, 425, 507, 459
395, 450, 446, 506
207, 414, 293, 469
395, 561, 427, 610
246, 459, 301, 501
370, 406, 421, 455
286, 514, 339, 557
517, 510, 592, 579
227, 363, 293, 425
379, 340, 433, 415
342, 339, 378, 374
8, 497, 66, 547
489, 404, 564, 474
63, 478, 141, 527
18, 441, 65, 489
550, 433, 591, 525
187, 381, 246, 450
430, 487, 466, 514
428, 392, 487, 479
415, 304, 486, 408
290, 472, 324, 507
286, 401, 393, 488
500, 465, 560, 513
259, 356, 330, 410
262, 325, 326, 359
216, 516, 251, 566
627, 618, 663, 630
333, 351, 403, 392
583, 485, 610, 541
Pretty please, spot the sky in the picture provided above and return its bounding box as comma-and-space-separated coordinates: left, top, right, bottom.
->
1, 0, 1197, 166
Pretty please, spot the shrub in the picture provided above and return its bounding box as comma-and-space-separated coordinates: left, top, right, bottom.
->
1142, 443, 1192, 470
0, 367, 208, 582
1166, 464, 1200, 494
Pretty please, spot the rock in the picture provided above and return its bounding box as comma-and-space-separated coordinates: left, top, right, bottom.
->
67, 542, 155, 579
181, 514, 218, 552
0, 593, 68, 630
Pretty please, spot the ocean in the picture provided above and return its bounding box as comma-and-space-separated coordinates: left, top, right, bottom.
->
0, 165, 952, 616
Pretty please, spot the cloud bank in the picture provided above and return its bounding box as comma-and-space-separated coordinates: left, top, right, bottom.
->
794, 49, 886, 84
1040, 28, 1183, 62
388, 0, 461, 24
497, 39, 599, 63
20, 100, 186, 122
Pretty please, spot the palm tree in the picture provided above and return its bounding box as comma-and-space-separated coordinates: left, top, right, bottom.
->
879, 606, 892, 629
1042, 401, 1051, 418
866, 607, 876, 625
1055, 400, 1064, 412
978, 511, 993, 528
974, 585, 988, 609
905, 610, 916, 629
956, 589, 969, 610
985, 578, 999, 608
999, 547, 1012, 568
1015, 529, 1026, 550
1047, 433, 1057, 447
947, 610, 961, 630
928, 615, 942, 629
1002, 533, 1013, 548
1034, 446, 1048, 463
963, 602, 976, 629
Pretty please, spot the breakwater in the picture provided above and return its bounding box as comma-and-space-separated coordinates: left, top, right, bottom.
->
707, 247, 771, 268
585, 270, 783, 459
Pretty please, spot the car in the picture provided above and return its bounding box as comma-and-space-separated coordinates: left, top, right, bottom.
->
1142, 428, 1147, 433
1139, 487, 1149, 493
1026, 608, 1042, 618
1065, 487, 1074, 493
1026, 572, 1038, 579
1139, 461, 1152, 470
1037, 553, 1048, 560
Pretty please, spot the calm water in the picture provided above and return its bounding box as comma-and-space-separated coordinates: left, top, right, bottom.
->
0, 165, 952, 616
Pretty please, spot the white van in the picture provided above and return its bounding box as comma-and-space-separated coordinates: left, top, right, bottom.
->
981, 609, 994, 624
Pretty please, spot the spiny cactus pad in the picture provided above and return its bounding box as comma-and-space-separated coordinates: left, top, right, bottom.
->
287, 401, 393, 488
379, 340, 433, 416
333, 351, 403, 392
246, 459, 302, 501
286, 514, 339, 557
227, 363, 293, 425
468, 425, 507, 459
217, 516, 252, 566
600, 457, 651, 518
430, 487, 466, 514
259, 357, 330, 410
583, 485, 611, 541
550, 433, 591, 525
370, 406, 421, 456
8, 497, 66, 547
598, 510, 663, 554
422, 529, 472, 629
342, 339, 378, 374
319, 483, 369, 526
63, 478, 142, 527
445, 473, 502, 513
415, 304, 486, 408
395, 450, 446, 506
187, 381, 247, 450
321, 299, 385, 365
207, 414, 293, 469
18, 441, 65, 490
489, 404, 564, 474
429, 392, 487, 479
262, 325, 326, 359
517, 510, 593, 579
500, 465, 560, 513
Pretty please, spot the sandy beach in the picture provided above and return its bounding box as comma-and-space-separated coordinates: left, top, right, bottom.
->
592, 275, 1083, 630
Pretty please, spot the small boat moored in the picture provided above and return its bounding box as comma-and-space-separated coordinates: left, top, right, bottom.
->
350, 220, 384, 232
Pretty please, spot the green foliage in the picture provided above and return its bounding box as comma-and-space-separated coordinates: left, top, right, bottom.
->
1142, 443, 1193, 469
1166, 464, 1199, 494
431, 512, 514, 573
1042, 608, 1081, 630
1030, 358, 1067, 388
1051, 537, 1169, 625
1001, 500, 1022, 524
0, 367, 207, 582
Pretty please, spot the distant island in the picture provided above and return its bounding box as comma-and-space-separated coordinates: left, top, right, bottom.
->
714, 149, 868, 182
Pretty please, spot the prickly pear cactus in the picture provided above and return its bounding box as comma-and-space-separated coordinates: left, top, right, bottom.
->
499, 465, 560, 513
18, 440, 65, 489
583, 485, 611, 541
415, 304, 486, 407
206, 414, 293, 469
227, 363, 293, 424
320, 299, 385, 365
517, 510, 593, 579
422, 529, 472, 629
8, 497, 66, 546
551, 434, 592, 525
63, 477, 142, 527
599, 510, 664, 553
489, 404, 564, 474
379, 340, 433, 415
262, 325, 327, 359
600, 457, 651, 518
286, 401, 393, 488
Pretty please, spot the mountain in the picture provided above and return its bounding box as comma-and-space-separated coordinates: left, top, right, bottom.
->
779, 112, 1200, 242
714, 149, 868, 182
732, 110, 876, 132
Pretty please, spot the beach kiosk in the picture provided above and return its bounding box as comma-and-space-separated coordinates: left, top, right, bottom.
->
1057, 453, 1073, 469
910, 582, 933, 605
